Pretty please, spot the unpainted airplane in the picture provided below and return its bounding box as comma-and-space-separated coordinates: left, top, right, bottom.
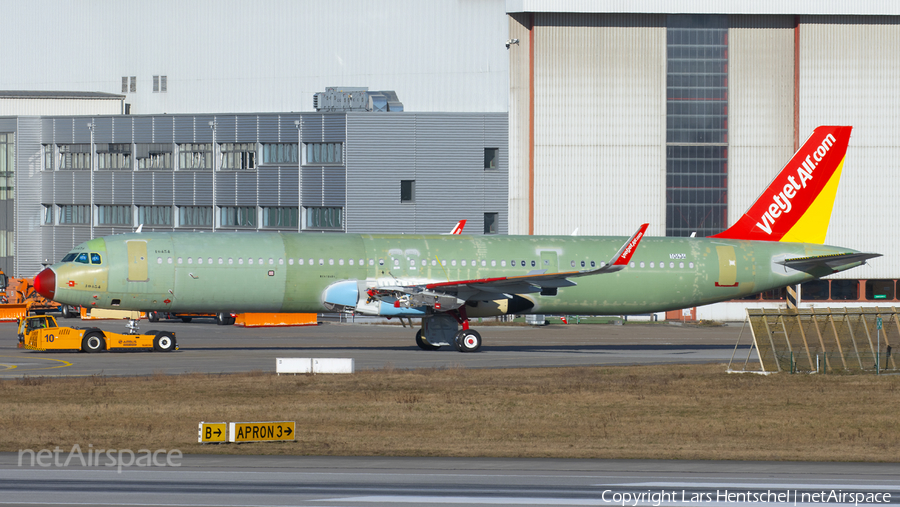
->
34, 126, 879, 352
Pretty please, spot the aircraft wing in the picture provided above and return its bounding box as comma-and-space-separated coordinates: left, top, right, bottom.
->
368, 224, 648, 309
777, 252, 882, 273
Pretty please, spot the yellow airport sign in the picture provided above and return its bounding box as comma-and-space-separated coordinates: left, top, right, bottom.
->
228, 421, 295, 442
198, 422, 227, 443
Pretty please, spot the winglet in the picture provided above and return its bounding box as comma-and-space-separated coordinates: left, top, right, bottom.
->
611, 223, 649, 266
711, 126, 852, 244
448, 220, 466, 235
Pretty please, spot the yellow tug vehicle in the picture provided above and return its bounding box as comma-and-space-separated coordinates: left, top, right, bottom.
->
17, 315, 177, 352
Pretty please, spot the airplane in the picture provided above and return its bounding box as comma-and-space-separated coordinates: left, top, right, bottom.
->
33, 126, 879, 352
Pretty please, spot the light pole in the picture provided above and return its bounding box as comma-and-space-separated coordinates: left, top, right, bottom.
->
87, 122, 94, 239
294, 120, 301, 233
209, 120, 216, 232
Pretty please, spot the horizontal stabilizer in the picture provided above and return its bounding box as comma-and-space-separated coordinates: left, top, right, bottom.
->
777, 252, 881, 273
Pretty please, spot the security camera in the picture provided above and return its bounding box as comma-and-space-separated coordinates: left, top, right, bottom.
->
505, 38, 519, 49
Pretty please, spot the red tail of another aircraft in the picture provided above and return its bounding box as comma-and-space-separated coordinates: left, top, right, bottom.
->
711, 126, 852, 244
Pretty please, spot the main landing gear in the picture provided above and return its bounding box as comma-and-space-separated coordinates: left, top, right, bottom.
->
415, 306, 482, 353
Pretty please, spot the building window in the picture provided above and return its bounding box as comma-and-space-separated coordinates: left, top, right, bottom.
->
304, 142, 342, 165
831, 280, 859, 301
665, 15, 728, 237
865, 279, 894, 300
0, 133, 13, 201
220, 143, 256, 170
58, 205, 90, 225
261, 143, 298, 165
304, 206, 342, 230
178, 143, 213, 170
130, 76, 136, 93
96, 144, 132, 170
136, 144, 172, 170
400, 180, 415, 203
122, 77, 128, 94
97, 205, 132, 226
262, 207, 298, 228
484, 213, 498, 235
42, 144, 53, 171
58, 144, 91, 170
484, 148, 499, 170
800, 280, 830, 301
153, 75, 167, 93
219, 206, 257, 227
178, 206, 213, 227
137, 206, 173, 226
42, 205, 53, 225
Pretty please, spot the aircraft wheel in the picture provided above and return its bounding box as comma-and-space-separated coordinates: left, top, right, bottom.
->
455, 329, 482, 353
415, 330, 440, 351
61, 305, 76, 319
81, 333, 105, 353
180, 317, 192, 323
148, 311, 160, 323
153, 332, 176, 352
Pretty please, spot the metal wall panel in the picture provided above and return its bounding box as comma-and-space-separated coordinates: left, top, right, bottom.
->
301, 167, 323, 206
112, 116, 132, 141
174, 117, 195, 142
508, 13, 532, 234
236, 115, 258, 142
530, 13, 666, 236
193, 172, 213, 205
152, 172, 173, 204
215, 116, 237, 143
53, 171, 74, 205
14, 117, 43, 275
301, 115, 323, 143
133, 173, 153, 205
727, 15, 795, 226
259, 116, 280, 142
191, 116, 216, 143
235, 171, 258, 206
154, 116, 174, 143
280, 167, 299, 206
134, 117, 153, 139
323, 115, 346, 143
93, 173, 114, 204
215, 173, 236, 206
93, 117, 113, 141
258, 168, 280, 206
322, 168, 346, 206
174, 172, 195, 204
114, 172, 134, 205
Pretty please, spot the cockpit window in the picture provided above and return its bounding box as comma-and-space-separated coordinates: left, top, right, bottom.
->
75, 253, 89, 264
62, 253, 77, 262
90, 253, 102, 264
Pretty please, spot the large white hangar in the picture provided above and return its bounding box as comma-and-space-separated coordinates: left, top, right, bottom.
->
505, 1, 900, 317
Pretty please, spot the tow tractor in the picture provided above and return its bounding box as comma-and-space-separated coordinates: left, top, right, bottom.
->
17, 315, 177, 352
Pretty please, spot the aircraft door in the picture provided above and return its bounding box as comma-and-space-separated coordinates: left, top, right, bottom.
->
715, 245, 738, 287
126, 240, 149, 282
540, 251, 558, 273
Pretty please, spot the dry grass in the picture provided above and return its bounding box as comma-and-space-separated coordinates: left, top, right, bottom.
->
2, 365, 899, 461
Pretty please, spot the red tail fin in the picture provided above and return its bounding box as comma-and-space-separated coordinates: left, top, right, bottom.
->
711, 126, 851, 244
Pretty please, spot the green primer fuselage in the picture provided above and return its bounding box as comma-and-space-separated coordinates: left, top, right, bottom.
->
48, 232, 862, 315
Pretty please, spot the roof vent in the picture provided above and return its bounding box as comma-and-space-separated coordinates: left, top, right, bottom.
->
313, 87, 403, 112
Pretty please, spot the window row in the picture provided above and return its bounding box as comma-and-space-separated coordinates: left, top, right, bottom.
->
44, 205, 342, 230
42, 142, 340, 171
741, 279, 900, 303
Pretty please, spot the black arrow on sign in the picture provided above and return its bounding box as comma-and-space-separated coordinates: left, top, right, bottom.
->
215, 428, 222, 437
284, 426, 293, 436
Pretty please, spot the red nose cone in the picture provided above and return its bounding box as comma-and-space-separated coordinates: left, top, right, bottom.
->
34, 268, 56, 300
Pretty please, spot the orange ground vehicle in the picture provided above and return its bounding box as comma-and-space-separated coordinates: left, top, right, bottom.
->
0, 270, 64, 321
18, 315, 177, 352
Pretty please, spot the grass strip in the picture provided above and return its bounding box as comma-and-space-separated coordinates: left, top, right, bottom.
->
2, 364, 898, 461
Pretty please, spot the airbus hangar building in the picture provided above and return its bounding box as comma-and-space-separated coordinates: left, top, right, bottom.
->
2, 1, 900, 319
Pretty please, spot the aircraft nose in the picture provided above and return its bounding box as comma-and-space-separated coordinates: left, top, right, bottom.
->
34, 268, 56, 300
